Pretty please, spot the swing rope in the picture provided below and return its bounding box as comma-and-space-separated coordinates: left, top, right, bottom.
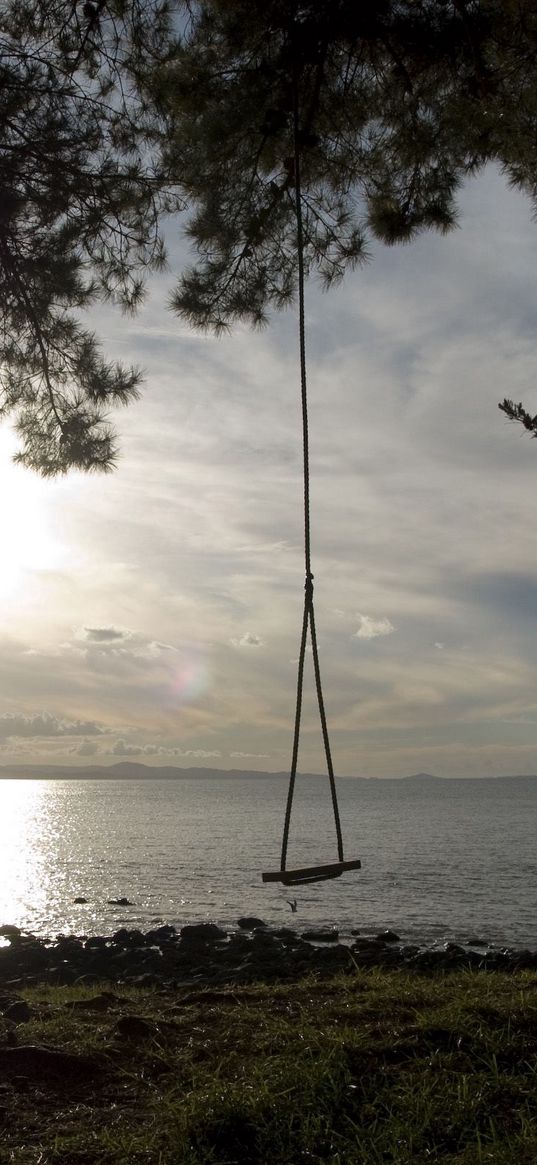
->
279, 65, 345, 875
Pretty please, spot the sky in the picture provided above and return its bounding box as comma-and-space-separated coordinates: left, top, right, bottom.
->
2, 165, 537, 778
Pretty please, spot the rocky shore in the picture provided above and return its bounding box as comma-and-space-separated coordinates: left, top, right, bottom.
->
1, 920, 536, 988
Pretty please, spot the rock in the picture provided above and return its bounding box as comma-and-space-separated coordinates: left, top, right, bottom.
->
302, 929, 339, 943
52, 937, 84, 959
124, 973, 161, 988
0, 1046, 100, 1081
0, 994, 18, 1009
84, 936, 108, 950
375, 930, 401, 944
351, 948, 384, 966
82, 951, 117, 978
251, 929, 279, 944
46, 966, 79, 986
237, 916, 267, 930
68, 991, 124, 1012
0, 926, 21, 939
464, 950, 486, 968
3, 1001, 32, 1024
312, 945, 352, 969
73, 897, 88, 905
443, 942, 466, 956
107, 898, 134, 906
11, 941, 49, 970
112, 928, 145, 947
145, 925, 177, 944
351, 937, 387, 952
510, 949, 537, 969
180, 923, 227, 942
113, 1014, 157, 1042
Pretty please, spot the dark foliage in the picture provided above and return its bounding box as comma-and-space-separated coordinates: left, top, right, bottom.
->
3, 2, 537, 471
161, 1, 537, 337
499, 398, 537, 438
0, 0, 179, 473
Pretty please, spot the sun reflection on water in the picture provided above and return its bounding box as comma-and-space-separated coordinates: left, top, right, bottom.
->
0, 781, 55, 929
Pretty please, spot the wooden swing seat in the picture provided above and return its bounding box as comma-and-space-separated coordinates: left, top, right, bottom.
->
262, 858, 361, 886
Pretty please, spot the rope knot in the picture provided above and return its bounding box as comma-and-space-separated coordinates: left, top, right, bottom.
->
305, 572, 314, 600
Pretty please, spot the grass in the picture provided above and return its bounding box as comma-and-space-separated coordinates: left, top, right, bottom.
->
2, 968, 537, 1163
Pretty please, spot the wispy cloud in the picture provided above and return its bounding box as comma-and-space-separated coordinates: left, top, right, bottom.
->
230, 632, 264, 648
354, 614, 396, 641
0, 712, 107, 739
109, 740, 222, 759
74, 740, 100, 756
229, 751, 270, 759
72, 627, 175, 660
83, 626, 130, 643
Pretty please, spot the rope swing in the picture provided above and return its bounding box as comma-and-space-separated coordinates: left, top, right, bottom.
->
262, 66, 361, 888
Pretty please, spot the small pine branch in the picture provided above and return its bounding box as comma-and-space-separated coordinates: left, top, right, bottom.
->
499, 399, 537, 438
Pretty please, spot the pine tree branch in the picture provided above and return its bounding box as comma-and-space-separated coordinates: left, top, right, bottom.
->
499, 399, 537, 437
0, 233, 64, 429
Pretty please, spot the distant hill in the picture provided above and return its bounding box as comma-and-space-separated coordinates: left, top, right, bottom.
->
0, 763, 536, 782
0, 762, 291, 781
402, 772, 441, 781
400, 772, 537, 784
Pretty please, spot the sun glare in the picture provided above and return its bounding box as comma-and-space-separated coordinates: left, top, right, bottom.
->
0, 780, 50, 929
0, 430, 67, 601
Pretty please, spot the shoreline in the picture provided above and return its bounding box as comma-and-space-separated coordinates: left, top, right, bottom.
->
2, 920, 537, 988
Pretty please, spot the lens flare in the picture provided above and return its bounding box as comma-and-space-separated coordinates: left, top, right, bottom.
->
171, 656, 210, 704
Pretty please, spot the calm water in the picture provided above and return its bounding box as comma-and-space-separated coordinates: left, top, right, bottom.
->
1, 776, 536, 948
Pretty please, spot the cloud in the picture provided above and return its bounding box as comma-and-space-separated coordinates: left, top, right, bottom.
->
182, 749, 222, 759
74, 626, 172, 660
0, 713, 107, 739
74, 739, 100, 756
354, 614, 396, 641
111, 739, 145, 756
83, 626, 130, 643
109, 739, 221, 759
229, 751, 270, 759
230, 632, 264, 647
